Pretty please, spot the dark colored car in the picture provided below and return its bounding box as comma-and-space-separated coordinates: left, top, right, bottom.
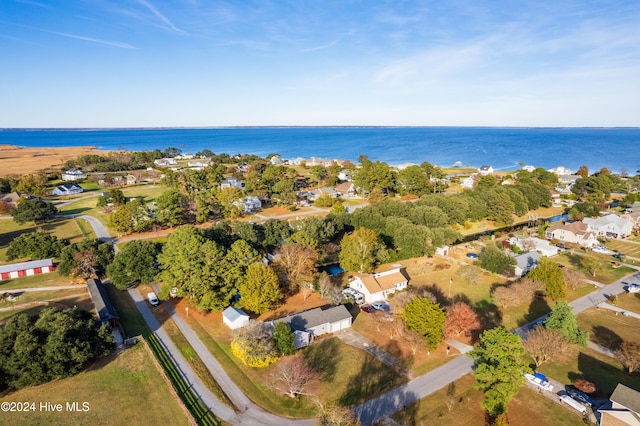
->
556, 243, 566, 249
566, 388, 594, 407
360, 304, 376, 313
466, 253, 479, 259
613, 253, 625, 259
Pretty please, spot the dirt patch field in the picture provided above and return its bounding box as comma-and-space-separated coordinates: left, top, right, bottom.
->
0, 144, 105, 176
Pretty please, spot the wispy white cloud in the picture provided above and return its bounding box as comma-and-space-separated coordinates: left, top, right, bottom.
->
138, 0, 187, 35
49, 31, 135, 49
298, 39, 339, 53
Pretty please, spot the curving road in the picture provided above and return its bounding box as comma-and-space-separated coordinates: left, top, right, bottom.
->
70, 211, 640, 425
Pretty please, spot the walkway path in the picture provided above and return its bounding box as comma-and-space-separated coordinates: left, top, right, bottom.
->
596, 300, 640, 319
150, 284, 316, 426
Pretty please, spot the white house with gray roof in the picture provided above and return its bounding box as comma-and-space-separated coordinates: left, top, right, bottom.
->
270, 305, 352, 345
583, 214, 633, 239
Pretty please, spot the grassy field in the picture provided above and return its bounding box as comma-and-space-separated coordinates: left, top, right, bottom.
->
392, 374, 585, 426
458, 206, 565, 237
553, 252, 636, 284
615, 291, 640, 313
0, 344, 191, 426
0, 271, 78, 291
578, 307, 640, 349
605, 239, 640, 260
538, 346, 640, 397
173, 296, 407, 418
0, 218, 96, 263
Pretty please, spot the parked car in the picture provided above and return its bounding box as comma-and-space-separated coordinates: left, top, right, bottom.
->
466, 252, 479, 259
566, 388, 594, 407
627, 284, 640, 293
612, 253, 625, 259
592, 245, 611, 254
524, 372, 553, 391
360, 304, 376, 313
371, 302, 391, 311
556, 242, 566, 249
147, 292, 159, 306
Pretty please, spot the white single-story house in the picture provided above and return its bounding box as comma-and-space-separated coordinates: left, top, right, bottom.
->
153, 158, 178, 166
348, 267, 410, 303
513, 251, 542, 277
583, 214, 633, 239
508, 237, 558, 257
62, 169, 87, 181
270, 305, 352, 346
522, 165, 536, 172
478, 165, 494, 175
234, 196, 261, 214
309, 187, 339, 201
0, 258, 54, 280
461, 175, 476, 189
220, 178, 245, 190
546, 221, 598, 248
599, 383, 640, 426
52, 183, 83, 196
222, 306, 250, 330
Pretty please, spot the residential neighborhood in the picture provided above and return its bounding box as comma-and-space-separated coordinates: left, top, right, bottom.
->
1, 149, 640, 426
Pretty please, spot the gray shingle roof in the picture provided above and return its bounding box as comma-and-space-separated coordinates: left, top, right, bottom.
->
86, 278, 119, 324
610, 383, 640, 414
273, 305, 352, 331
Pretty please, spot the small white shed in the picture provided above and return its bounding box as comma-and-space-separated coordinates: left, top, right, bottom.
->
222, 306, 250, 330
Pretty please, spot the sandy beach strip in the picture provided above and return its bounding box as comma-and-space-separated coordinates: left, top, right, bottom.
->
0, 145, 104, 176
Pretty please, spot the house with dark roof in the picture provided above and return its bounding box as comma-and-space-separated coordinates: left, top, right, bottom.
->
599, 383, 640, 426
478, 165, 494, 175
348, 267, 410, 303
86, 278, 119, 328
52, 183, 83, 196
0, 259, 54, 280
271, 305, 352, 346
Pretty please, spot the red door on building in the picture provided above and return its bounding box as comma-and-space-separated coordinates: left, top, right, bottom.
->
18, 270, 26, 277
34, 267, 42, 274
0, 272, 9, 280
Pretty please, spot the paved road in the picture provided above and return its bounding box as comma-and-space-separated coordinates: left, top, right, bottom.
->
59, 214, 113, 242
153, 285, 316, 426
596, 300, 640, 319
127, 288, 237, 422
353, 354, 475, 425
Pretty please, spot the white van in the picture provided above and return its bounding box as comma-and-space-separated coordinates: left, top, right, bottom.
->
147, 292, 159, 307
560, 395, 587, 415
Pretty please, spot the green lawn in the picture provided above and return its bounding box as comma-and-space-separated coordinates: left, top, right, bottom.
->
0, 344, 191, 426
0, 218, 95, 262
103, 284, 223, 425
605, 239, 640, 260
578, 307, 640, 349
0, 271, 75, 291
538, 347, 640, 397
553, 252, 635, 284
392, 374, 584, 426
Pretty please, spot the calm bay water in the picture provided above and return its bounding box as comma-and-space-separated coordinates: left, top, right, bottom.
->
1, 127, 638, 173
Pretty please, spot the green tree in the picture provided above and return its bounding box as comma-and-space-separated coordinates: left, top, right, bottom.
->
544, 302, 588, 346
15, 173, 47, 196
58, 239, 114, 278
216, 186, 244, 219
273, 322, 295, 356
155, 190, 186, 227
6, 232, 67, 261
11, 199, 58, 225
478, 244, 516, 275
470, 327, 530, 416
107, 240, 161, 290
0, 308, 114, 389
527, 257, 565, 301
108, 198, 154, 234
403, 297, 446, 350
339, 227, 385, 273
239, 262, 282, 314
157, 225, 232, 311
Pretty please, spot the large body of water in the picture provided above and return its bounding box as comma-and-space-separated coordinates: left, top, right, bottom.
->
1, 127, 638, 173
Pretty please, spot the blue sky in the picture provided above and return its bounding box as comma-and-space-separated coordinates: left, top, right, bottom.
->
1, 0, 639, 127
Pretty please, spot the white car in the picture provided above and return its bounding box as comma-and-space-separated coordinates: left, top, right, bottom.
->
628, 284, 640, 293
525, 373, 553, 391
147, 292, 159, 306
592, 246, 611, 254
